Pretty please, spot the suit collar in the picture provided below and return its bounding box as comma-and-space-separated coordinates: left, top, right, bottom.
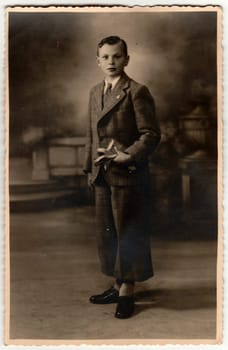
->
111, 72, 130, 93
94, 73, 130, 121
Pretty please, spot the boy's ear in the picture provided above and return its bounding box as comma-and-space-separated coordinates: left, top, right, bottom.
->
96, 56, 101, 66
124, 55, 130, 67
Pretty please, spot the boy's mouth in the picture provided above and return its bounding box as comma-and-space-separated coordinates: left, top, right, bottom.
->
107, 68, 116, 71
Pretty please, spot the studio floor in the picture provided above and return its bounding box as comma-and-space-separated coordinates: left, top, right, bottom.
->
9, 206, 217, 343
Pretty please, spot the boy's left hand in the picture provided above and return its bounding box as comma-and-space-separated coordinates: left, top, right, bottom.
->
113, 147, 132, 165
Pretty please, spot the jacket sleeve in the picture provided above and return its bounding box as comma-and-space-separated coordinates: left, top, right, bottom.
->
125, 85, 161, 163
83, 90, 93, 174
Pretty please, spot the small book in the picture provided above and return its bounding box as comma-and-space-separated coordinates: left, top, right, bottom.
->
94, 139, 117, 166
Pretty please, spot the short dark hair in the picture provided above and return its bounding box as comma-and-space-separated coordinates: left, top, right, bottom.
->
97, 36, 128, 56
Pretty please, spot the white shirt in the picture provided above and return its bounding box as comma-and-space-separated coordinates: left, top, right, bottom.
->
104, 76, 121, 93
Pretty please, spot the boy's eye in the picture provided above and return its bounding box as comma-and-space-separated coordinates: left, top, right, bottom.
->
101, 54, 122, 60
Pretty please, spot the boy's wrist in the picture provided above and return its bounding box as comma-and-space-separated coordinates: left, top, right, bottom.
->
113, 151, 133, 165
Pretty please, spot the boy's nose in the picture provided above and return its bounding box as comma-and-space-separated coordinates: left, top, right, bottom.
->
108, 56, 115, 65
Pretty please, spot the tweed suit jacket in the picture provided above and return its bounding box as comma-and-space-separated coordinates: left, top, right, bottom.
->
83, 73, 161, 186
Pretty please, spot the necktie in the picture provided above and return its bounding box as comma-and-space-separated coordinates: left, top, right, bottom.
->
102, 83, 112, 109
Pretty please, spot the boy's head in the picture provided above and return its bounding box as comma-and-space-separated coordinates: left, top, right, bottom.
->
96, 36, 129, 78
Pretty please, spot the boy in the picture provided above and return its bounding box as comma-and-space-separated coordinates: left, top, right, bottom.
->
83, 36, 160, 319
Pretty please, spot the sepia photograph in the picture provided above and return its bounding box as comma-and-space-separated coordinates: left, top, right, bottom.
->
5, 6, 222, 345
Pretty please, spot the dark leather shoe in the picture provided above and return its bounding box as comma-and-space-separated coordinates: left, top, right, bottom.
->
115, 296, 134, 319
89, 287, 119, 304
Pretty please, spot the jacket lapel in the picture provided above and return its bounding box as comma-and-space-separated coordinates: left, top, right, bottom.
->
93, 82, 104, 114
95, 73, 130, 123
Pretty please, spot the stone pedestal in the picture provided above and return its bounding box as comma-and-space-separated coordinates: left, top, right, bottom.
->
32, 146, 49, 181
48, 137, 86, 176
179, 151, 217, 225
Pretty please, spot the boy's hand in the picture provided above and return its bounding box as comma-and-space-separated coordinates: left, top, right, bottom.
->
95, 141, 132, 166
113, 147, 132, 165
87, 173, 93, 188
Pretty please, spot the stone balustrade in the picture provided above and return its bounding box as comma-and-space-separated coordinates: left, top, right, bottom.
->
32, 137, 86, 180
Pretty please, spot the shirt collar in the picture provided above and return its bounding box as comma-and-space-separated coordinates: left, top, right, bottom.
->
104, 76, 121, 92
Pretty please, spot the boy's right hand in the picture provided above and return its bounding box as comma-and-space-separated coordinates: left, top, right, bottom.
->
87, 173, 93, 188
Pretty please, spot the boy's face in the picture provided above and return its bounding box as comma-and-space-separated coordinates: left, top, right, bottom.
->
96, 42, 129, 78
